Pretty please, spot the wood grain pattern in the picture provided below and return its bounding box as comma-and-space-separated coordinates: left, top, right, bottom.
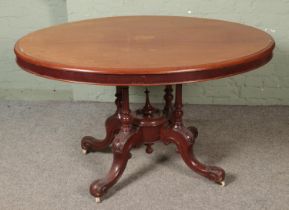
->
14, 16, 275, 86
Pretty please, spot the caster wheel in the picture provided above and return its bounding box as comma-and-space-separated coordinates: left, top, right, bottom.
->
82, 149, 88, 155
95, 197, 101, 203
217, 181, 225, 187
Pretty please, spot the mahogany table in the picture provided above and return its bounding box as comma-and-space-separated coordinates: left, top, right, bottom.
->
14, 16, 275, 203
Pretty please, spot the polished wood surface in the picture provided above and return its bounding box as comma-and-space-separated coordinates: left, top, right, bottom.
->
14, 16, 275, 202
15, 16, 275, 86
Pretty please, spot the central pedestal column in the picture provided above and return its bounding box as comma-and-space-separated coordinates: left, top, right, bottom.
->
81, 85, 225, 203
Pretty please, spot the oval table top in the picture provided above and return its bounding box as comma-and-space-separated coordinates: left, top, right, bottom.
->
15, 16, 275, 86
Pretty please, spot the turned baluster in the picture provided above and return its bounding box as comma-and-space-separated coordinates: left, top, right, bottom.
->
173, 84, 183, 128
120, 87, 132, 132
115, 86, 122, 114
163, 85, 173, 117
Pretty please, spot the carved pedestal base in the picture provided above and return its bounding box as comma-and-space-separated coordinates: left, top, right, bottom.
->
81, 85, 225, 203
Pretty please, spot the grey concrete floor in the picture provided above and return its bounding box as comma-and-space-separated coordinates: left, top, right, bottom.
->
0, 101, 288, 210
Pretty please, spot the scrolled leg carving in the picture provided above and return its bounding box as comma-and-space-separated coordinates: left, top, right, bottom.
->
84, 84, 226, 203
161, 125, 225, 183
81, 87, 122, 154
81, 115, 121, 153
90, 127, 140, 199
90, 86, 143, 201
161, 84, 225, 184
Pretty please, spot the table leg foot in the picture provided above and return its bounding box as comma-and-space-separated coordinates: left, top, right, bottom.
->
81, 114, 121, 154
90, 128, 140, 200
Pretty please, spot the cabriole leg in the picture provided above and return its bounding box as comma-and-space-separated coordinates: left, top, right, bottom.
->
90, 87, 141, 202
81, 86, 122, 154
161, 84, 225, 185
